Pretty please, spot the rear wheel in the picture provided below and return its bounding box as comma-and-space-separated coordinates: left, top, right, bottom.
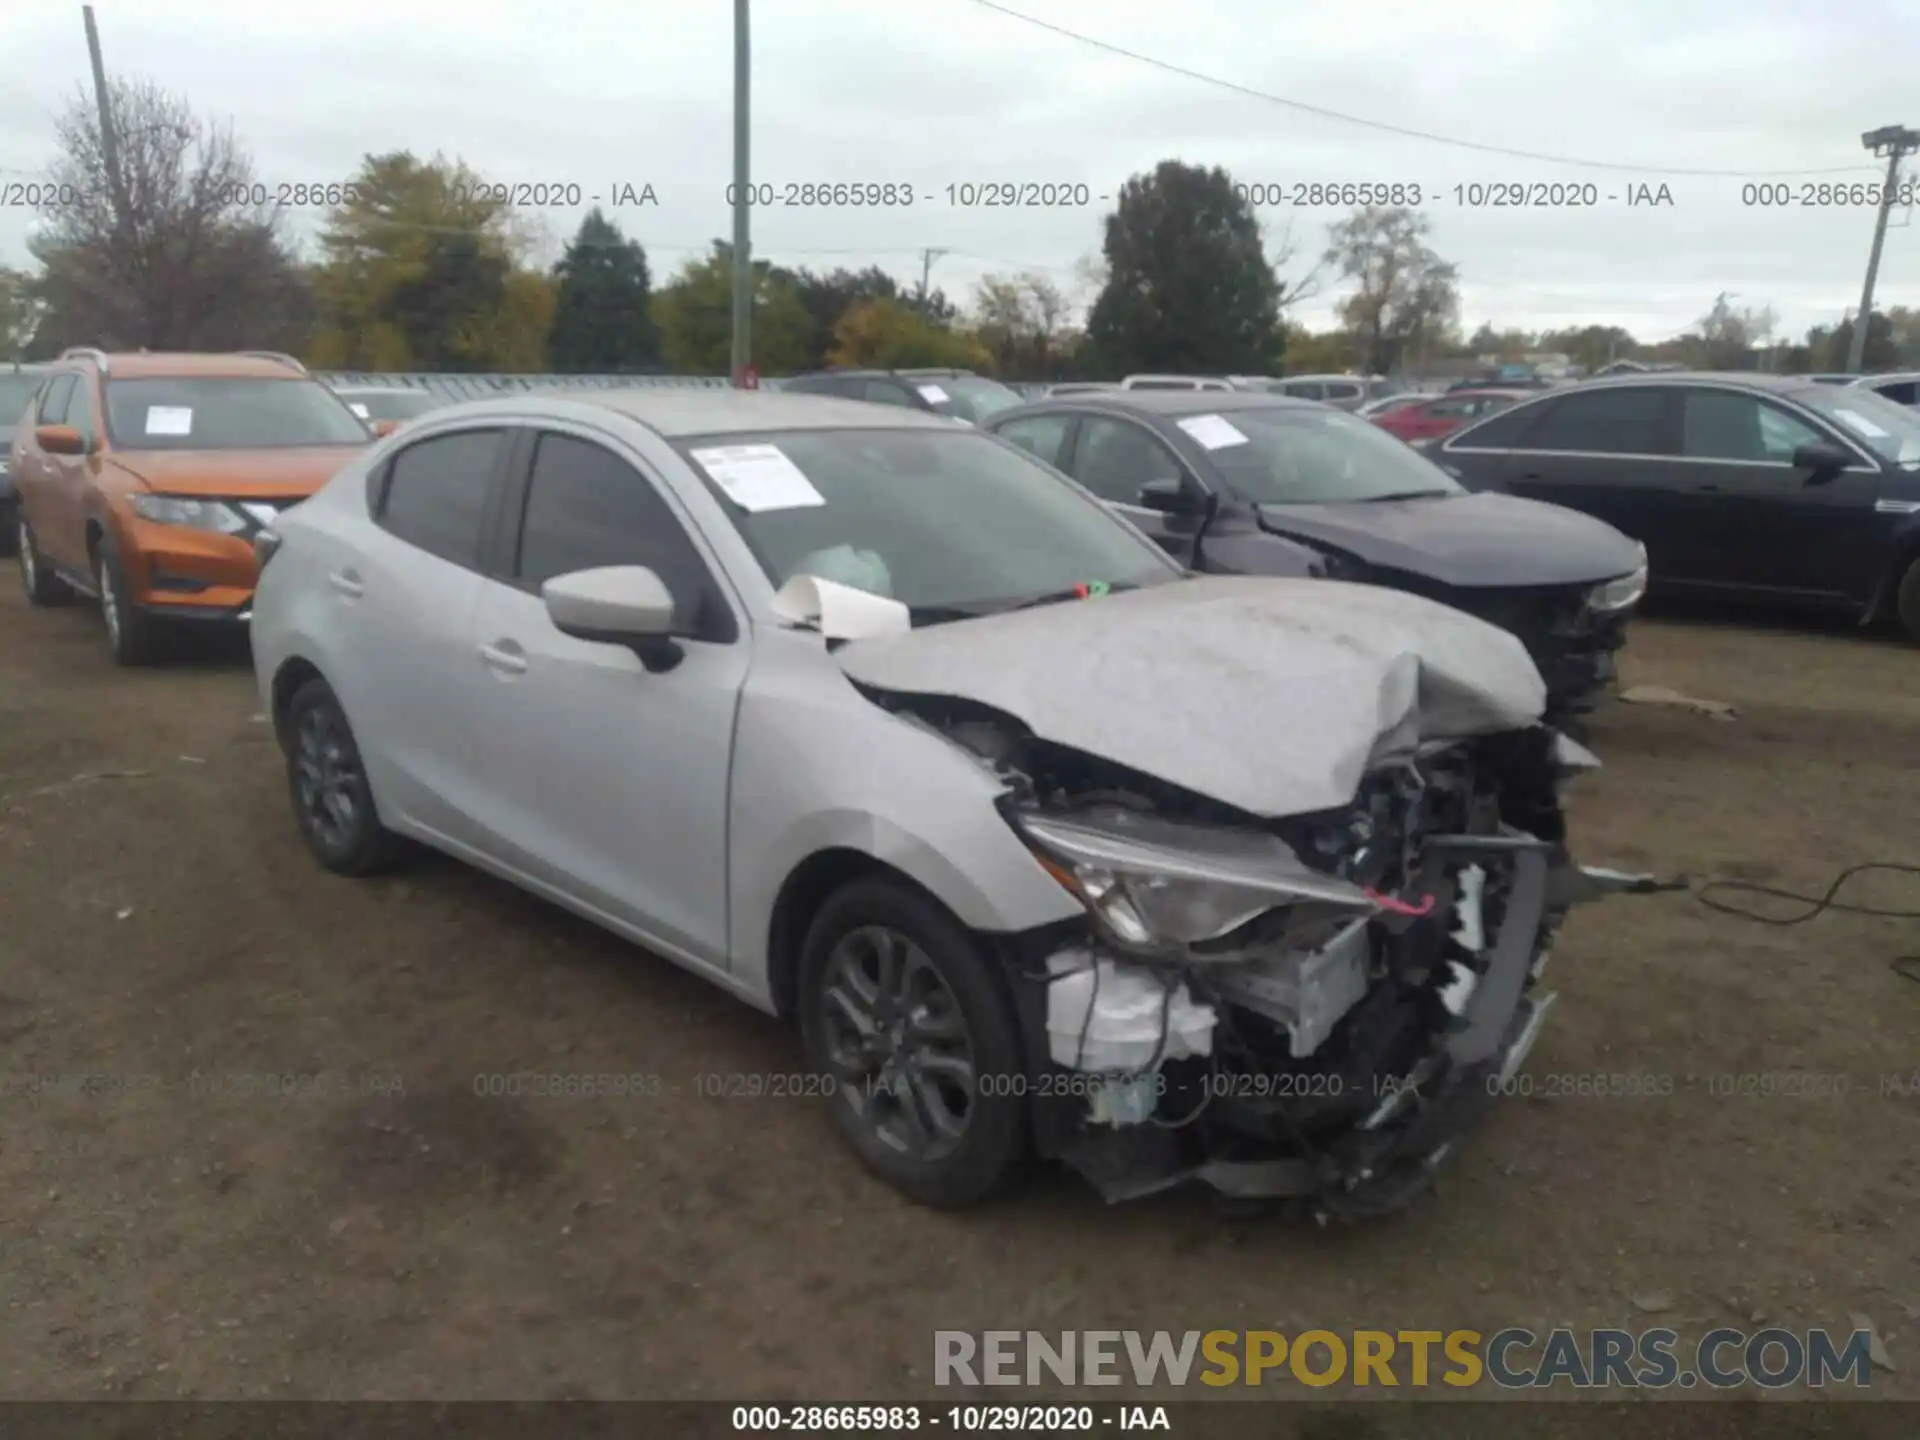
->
797, 877, 1029, 1208
94, 531, 164, 665
283, 677, 403, 875
18, 514, 73, 606
1895, 555, 1920, 643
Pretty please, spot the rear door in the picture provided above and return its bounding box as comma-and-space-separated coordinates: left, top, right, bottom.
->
458, 425, 746, 966
339, 425, 514, 844
1489, 384, 1677, 569
26, 374, 89, 571
1668, 387, 1882, 598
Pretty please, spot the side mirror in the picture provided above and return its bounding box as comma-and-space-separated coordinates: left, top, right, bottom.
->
371, 419, 400, 438
1791, 441, 1852, 484
36, 424, 85, 456
543, 565, 683, 672
1138, 478, 1198, 514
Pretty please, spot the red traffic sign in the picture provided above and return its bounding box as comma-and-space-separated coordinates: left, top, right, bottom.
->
735, 365, 760, 390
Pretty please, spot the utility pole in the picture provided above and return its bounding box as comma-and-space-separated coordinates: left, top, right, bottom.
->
729, 0, 752, 387
1846, 124, 1919, 374
917, 247, 950, 306
82, 6, 128, 240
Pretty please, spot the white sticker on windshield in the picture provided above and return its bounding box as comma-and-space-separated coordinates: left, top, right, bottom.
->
1176, 413, 1250, 450
145, 406, 193, 436
1831, 407, 1890, 439
689, 443, 826, 512
916, 384, 950, 404
347, 402, 370, 419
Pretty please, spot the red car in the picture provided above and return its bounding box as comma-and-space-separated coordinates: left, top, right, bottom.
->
1372, 387, 1530, 443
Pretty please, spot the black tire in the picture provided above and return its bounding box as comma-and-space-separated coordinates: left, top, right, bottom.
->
1895, 555, 1920, 644
797, 877, 1029, 1208
283, 677, 403, 876
93, 530, 165, 665
17, 513, 73, 606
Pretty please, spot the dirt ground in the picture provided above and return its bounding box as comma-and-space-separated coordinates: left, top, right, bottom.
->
0, 566, 1916, 1407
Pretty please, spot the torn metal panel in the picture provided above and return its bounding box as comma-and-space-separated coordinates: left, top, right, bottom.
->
835, 575, 1547, 817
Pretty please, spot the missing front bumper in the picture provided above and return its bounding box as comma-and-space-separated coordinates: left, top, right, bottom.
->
1042, 846, 1555, 1215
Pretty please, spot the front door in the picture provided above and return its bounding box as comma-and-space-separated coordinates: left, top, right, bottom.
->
459, 427, 748, 969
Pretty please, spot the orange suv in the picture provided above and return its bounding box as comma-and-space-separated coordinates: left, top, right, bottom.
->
10, 349, 380, 664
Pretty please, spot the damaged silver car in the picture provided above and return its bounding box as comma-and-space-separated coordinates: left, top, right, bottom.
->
250, 390, 1616, 1219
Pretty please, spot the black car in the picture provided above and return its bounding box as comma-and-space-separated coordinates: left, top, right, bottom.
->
1429, 372, 1920, 640
779, 368, 1026, 425
985, 391, 1645, 713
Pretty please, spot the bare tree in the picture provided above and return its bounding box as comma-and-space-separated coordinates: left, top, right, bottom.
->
0, 266, 45, 355
1323, 206, 1460, 374
29, 77, 307, 352
1266, 217, 1323, 312
970, 270, 1074, 379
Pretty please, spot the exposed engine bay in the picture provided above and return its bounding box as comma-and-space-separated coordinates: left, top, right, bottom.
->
884, 691, 1600, 1220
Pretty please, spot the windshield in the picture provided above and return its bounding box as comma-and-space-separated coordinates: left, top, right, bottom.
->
676, 427, 1181, 622
1792, 383, 1920, 465
105, 377, 372, 451
1190, 405, 1464, 504
917, 375, 1024, 424
337, 389, 439, 421
0, 374, 43, 427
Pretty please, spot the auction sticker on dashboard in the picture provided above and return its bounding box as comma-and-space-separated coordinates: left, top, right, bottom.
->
690, 443, 826, 512
347, 402, 370, 418
1177, 413, 1250, 449
916, 384, 950, 403
145, 406, 193, 436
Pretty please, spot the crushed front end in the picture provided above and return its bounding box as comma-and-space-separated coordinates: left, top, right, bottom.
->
943, 711, 1597, 1220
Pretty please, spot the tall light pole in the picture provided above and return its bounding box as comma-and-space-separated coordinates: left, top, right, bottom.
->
1846, 124, 1919, 374
82, 6, 128, 240
729, 0, 753, 387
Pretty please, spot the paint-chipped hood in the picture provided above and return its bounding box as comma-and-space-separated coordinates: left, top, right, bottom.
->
834, 575, 1547, 817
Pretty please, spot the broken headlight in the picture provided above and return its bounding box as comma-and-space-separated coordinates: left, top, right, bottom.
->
1012, 804, 1376, 957
1586, 544, 1647, 613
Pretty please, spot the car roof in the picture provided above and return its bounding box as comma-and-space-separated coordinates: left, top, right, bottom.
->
1550, 370, 1835, 395
71, 352, 308, 380
1277, 373, 1366, 383
788, 367, 978, 380
330, 385, 430, 395
996, 390, 1323, 418
428, 389, 968, 438
1858, 371, 1920, 384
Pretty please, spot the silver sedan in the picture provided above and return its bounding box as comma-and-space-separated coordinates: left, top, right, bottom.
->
250, 389, 1604, 1216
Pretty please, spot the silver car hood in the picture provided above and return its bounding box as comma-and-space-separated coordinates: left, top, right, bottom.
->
833, 576, 1547, 817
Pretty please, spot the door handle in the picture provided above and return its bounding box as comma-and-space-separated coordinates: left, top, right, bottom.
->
327, 568, 364, 598
478, 640, 528, 675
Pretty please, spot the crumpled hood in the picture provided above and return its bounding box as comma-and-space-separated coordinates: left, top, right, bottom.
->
1256, 491, 1642, 589
833, 575, 1547, 817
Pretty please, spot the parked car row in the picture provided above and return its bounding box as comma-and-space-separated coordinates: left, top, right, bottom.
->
6, 351, 1623, 1219
1423, 371, 1920, 639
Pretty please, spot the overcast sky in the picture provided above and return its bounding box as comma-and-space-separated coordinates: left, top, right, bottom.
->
2, 0, 1916, 343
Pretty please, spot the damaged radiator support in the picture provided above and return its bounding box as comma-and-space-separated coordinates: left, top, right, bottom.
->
1036, 835, 1560, 1208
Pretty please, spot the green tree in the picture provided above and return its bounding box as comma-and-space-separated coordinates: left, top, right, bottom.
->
652, 242, 813, 375
1085, 160, 1281, 375
1324, 206, 1460, 374
547, 209, 659, 372
827, 298, 991, 370
309, 151, 541, 371
790, 265, 911, 369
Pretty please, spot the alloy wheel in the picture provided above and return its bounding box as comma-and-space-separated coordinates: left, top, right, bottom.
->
292, 704, 363, 852
818, 924, 977, 1162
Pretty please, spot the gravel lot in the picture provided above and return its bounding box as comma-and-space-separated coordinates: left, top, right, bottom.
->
1, 567, 1916, 1408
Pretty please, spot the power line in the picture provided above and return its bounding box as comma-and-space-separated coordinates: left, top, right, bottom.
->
963, 0, 1884, 179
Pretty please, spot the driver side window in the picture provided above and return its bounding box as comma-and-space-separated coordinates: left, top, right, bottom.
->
1073, 417, 1182, 504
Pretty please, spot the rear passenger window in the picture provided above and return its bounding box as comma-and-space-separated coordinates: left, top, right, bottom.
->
995, 414, 1073, 467
516, 432, 730, 640
860, 381, 914, 406
1516, 387, 1667, 455
378, 428, 503, 568
1445, 397, 1548, 449
1283, 382, 1326, 400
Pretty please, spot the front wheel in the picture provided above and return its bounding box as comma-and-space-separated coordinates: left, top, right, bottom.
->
1895, 555, 1920, 643
797, 877, 1029, 1208
283, 677, 403, 875
95, 531, 164, 665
